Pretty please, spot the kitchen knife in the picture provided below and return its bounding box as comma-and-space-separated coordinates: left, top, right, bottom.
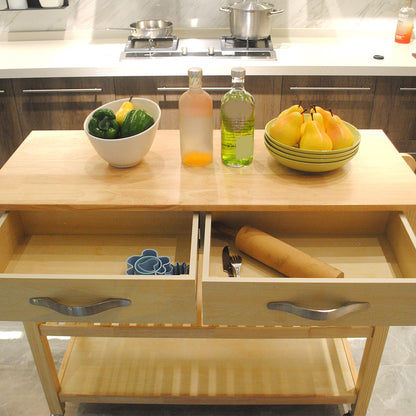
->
222, 246, 234, 277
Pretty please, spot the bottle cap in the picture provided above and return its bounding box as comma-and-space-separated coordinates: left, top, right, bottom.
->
231, 67, 246, 79
188, 67, 203, 88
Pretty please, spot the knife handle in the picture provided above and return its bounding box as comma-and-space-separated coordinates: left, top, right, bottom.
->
212, 222, 238, 238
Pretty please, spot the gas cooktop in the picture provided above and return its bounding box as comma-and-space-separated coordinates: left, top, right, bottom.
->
121, 36, 276, 60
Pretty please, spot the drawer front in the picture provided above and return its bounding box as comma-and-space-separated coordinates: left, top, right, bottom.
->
0, 211, 199, 323
0, 275, 196, 323
203, 279, 416, 326
115, 75, 281, 130
202, 211, 416, 326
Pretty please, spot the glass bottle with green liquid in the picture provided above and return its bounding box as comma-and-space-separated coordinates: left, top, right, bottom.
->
221, 67, 255, 167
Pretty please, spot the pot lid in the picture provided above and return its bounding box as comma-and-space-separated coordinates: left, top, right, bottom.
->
230, 0, 274, 11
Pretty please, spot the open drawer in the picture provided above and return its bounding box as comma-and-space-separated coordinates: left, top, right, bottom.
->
202, 211, 416, 326
0, 211, 198, 323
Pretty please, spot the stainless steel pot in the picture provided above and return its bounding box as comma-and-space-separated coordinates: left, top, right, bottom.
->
107, 19, 173, 39
220, 1, 284, 40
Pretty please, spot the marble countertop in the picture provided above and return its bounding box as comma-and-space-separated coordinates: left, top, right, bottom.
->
0, 29, 415, 78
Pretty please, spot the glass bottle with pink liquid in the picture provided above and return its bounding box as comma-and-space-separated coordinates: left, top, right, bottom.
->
179, 68, 213, 167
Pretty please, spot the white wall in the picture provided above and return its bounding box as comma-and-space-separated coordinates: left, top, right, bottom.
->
0, 0, 401, 34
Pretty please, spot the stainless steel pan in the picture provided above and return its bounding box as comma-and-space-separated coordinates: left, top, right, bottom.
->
107, 19, 173, 39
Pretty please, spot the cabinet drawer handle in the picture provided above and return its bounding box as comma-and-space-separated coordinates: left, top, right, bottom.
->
0, 90, 5, 94
289, 87, 371, 91
399, 87, 416, 92
266, 301, 370, 321
22, 88, 103, 94
157, 87, 230, 93
29, 297, 131, 317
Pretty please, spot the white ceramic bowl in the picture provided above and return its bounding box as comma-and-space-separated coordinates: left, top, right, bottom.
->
84, 97, 161, 168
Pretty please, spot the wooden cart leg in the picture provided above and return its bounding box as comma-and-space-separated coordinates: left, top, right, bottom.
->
23, 322, 65, 416
352, 326, 389, 416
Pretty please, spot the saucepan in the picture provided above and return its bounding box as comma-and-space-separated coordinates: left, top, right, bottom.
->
220, 1, 284, 40
107, 19, 173, 39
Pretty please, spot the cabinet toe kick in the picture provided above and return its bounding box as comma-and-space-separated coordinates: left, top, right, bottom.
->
266, 301, 370, 321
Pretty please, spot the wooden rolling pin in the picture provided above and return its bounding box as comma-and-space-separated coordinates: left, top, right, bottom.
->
213, 222, 343, 279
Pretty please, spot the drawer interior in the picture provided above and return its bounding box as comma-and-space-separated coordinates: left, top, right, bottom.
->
0, 211, 197, 276
0, 211, 199, 323
202, 211, 416, 326
205, 211, 416, 280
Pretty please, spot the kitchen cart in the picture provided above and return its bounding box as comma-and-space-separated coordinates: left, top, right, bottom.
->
0, 130, 416, 416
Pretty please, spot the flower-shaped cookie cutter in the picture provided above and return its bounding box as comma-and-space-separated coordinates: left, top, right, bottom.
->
126, 249, 173, 275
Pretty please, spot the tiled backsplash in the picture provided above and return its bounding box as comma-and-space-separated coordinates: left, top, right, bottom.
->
0, 0, 401, 34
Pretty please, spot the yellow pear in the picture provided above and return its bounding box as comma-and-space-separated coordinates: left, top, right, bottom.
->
300, 120, 307, 136
326, 115, 354, 150
299, 116, 333, 151
311, 105, 332, 130
277, 104, 304, 119
269, 111, 304, 147
310, 112, 325, 129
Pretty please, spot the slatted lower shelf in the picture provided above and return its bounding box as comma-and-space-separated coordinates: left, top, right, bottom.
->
58, 337, 357, 405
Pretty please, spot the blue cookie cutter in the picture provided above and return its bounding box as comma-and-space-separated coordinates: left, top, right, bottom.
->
126, 249, 173, 275
126, 249, 190, 276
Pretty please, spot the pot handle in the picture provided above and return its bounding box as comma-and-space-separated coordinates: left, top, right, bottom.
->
105, 27, 132, 31
220, 6, 231, 13
269, 8, 284, 15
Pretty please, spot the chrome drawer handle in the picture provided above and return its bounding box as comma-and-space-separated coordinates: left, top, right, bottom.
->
157, 87, 230, 93
289, 87, 371, 91
22, 88, 103, 94
0, 90, 5, 94
266, 301, 370, 321
399, 87, 416, 92
29, 297, 131, 317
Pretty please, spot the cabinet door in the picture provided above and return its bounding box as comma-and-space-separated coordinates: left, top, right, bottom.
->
281, 76, 375, 128
371, 76, 416, 154
115, 76, 281, 129
0, 80, 23, 167
13, 77, 115, 138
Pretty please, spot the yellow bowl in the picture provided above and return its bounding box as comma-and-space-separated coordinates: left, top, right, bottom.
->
264, 135, 359, 162
265, 132, 359, 159
266, 147, 356, 172
264, 139, 359, 164
265, 114, 361, 156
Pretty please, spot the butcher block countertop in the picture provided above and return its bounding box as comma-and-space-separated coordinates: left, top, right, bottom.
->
0, 129, 415, 212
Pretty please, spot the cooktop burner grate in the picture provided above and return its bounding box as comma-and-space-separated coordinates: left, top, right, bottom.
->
121, 36, 276, 59
221, 36, 274, 51
128, 35, 178, 51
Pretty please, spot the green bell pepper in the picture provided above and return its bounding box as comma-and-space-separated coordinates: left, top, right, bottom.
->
120, 109, 154, 138
88, 108, 120, 139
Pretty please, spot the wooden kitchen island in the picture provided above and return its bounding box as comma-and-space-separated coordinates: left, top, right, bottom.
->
0, 129, 416, 416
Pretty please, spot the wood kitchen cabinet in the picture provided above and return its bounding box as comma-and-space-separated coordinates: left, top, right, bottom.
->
0, 79, 22, 167
280, 76, 376, 129
1, 130, 416, 416
371, 76, 416, 154
114, 76, 282, 130
12, 77, 116, 138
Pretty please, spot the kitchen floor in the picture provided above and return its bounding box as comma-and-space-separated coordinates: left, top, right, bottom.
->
0, 322, 415, 416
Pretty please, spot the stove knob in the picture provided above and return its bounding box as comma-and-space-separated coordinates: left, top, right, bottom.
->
208, 46, 215, 56
181, 47, 188, 56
